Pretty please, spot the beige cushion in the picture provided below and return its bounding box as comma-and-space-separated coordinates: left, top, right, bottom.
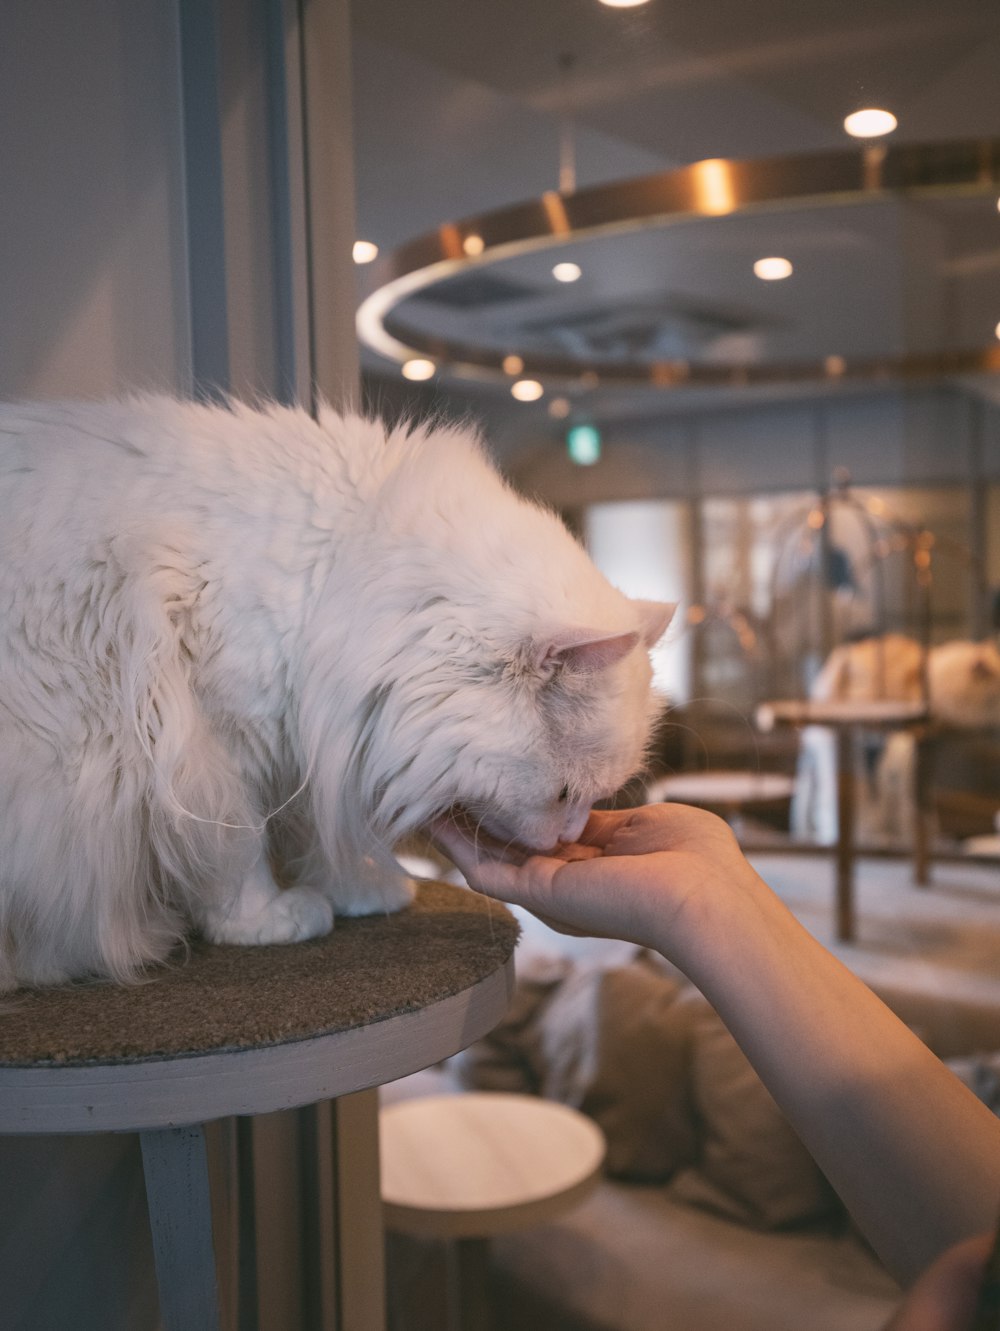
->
669, 996, 837, 1229
533, 956, 699, 1181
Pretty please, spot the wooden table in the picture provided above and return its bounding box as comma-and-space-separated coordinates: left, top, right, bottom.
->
757, 700, 929, 942
380, 1092, 606, 1330
0, 882, 517, 1331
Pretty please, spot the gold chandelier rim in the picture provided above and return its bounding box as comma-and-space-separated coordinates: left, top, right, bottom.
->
355, 138, 1000, 392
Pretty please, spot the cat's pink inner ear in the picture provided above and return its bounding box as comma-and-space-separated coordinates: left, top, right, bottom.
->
633, 599, 676, 646
536, 628, 641, 676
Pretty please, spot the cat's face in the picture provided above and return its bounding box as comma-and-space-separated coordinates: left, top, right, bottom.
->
440, 601, 673, 852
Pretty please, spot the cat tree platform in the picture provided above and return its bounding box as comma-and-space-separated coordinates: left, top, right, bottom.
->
0, 880, 518, 1330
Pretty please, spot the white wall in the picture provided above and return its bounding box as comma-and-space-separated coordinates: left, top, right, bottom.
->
0, 0, 190, 400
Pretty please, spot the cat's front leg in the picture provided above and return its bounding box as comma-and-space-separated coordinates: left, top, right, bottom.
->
278, 820, 416, 916
200, 850, 334, 946
330, 861, 416, 917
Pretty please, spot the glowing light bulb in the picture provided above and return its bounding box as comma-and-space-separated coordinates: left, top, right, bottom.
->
511, 379, 544, 402
598, 0, 650, 7
463, 234, 485, 257
502, 354, 525, 375
352, 240, 379, 264
401, 358, 436, 381
843, 108, 897, 138
754, 256, 793, 281
553, 262, 582, 283
566, 424, 601, 465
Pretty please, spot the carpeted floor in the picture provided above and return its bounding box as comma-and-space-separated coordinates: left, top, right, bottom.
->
744, 849, 1000, 1054
749, 851, 1000, 993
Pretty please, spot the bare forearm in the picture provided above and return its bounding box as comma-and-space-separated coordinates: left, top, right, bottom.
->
660, 872, 1000, 1284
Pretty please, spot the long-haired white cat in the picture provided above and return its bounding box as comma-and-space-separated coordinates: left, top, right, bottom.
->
0, 397, 672, 990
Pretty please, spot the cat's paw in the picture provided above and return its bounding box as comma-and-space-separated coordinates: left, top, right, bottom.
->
204, 885, 334, 946
335, 874, 416, 917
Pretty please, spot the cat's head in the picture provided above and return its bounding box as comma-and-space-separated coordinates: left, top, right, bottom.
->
439, 598, 675, 852
352, 594, 674, 858
306, 414, 674, 860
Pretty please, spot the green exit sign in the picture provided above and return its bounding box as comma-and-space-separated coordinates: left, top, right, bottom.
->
567, 424, 601, 466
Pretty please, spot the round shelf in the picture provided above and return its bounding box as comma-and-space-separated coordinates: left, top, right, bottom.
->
0, 881, 518, 1134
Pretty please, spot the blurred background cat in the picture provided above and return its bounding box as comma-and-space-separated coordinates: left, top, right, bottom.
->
792, 633, 1000, 844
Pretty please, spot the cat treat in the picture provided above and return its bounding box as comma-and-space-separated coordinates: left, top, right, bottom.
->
0, 398, 672, 989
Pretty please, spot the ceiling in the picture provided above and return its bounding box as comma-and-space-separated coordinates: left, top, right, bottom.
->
349, 1, 1000, 460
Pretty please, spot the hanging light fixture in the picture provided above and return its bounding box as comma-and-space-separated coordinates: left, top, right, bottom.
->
357, 139, 1000, 394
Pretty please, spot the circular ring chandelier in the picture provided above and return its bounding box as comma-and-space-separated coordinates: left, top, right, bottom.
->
356, 138, 1000, 392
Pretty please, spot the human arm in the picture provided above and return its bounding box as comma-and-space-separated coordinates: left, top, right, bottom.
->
884, 1231, 996, 1330
432, 803, 1000, 1285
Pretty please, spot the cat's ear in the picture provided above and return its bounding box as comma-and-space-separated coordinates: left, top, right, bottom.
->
972, 657, 998, 682
533, 628, 641, 678
633, 599, 676, 647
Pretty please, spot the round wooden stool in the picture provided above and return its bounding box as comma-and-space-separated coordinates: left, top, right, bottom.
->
381, 1092, 605, 1330
0, 882, 518, 1331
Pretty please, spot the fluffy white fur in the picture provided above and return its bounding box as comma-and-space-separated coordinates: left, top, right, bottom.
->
0, 397, 671, 990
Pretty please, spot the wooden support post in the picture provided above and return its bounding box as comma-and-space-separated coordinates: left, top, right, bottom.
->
835, 726, 856, 943
141, 1125, 221, 1331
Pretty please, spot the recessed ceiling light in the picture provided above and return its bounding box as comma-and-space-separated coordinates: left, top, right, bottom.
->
401, 358, 436, 381
553, 262, 582, 283
502, 354, 525, 375
511, 379, 544, 401
598, 0, 650, 7
352, 240, 379, 264
843, 108, 898, 139
463, 234, 485, 257
753, 256, 793, 281
994, 321, 1000, 341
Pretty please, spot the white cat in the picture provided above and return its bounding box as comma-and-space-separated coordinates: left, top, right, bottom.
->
809, 632, 925, 706
0, 397, 672, 990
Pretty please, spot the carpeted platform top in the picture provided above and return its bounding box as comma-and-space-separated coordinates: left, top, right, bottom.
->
0, 882, 518, 1068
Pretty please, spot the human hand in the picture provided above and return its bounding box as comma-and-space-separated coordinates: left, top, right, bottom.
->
883, 1232, 995, 1331
431, 802, 761, 957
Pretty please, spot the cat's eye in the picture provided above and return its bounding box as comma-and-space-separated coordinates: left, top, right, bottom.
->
558, 785, 569, 802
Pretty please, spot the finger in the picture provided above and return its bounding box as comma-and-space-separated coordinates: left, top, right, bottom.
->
429, 815, 527, 870
461, 852, 560, 905
553, 843, 603, 863
522, 908, 593, 938
576, 807, 637, 847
